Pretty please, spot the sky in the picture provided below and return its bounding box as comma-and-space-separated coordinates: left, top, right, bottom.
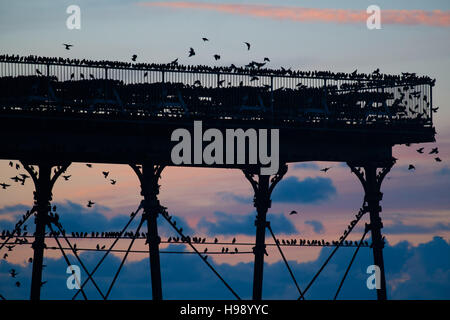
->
0, 0, 449, 300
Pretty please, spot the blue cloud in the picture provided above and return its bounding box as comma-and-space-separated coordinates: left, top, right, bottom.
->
383, 220, 450, 235
197, 211, 297, 236
292, 162, 320, 170
271, 176, 337, 204
305, 220, 325, 234
1, 237, 448, 300
0, 204, 30, 215
217, 192, 252, 203
435, 166, 450, 176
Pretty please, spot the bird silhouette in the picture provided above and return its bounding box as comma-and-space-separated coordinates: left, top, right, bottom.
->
202, 37, 209, 42
110, 179, 116, 185
416, 148, 424, 154
86, 164, 92, 168
289, 210, 298, 215
171, 58, 178, 65
15, 281, 20, 287
435, 157, 442, 162
408, 164, 416, 170
244, 42, 251, 50
62, 175, 71, 181
263, 57, 270, 62
9, 269, 18, 278
35, 69, 42, 75
15, 163, 20, 170
87, 200, 95, 208
102, 171, 109, 178
188, 48, 195, 57
232, 237, 236, 244
0, 183, 11, 189
429, 147, 439, 154
63, 43, 73, 50
213, 54, 220, 60
10, 176, 21, 183
131, 54, 137, 62
9, 161, 13, 167
320, 167, 331, 173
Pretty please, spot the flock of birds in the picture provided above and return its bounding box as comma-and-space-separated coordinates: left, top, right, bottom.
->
0, 162, 118, 209
0, 41, 443, 296
0, 44, 435, 86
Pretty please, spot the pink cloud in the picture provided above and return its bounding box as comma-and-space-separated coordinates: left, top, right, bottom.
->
138, 2, 450, 27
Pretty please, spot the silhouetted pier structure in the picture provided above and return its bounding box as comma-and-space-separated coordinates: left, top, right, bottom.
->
0, 55, 436, 300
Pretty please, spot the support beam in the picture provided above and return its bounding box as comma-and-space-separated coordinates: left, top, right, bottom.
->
348, 160, 394, 301
22, 161, 70, 300
130, 163, 164, 300
243, 164, 287, 300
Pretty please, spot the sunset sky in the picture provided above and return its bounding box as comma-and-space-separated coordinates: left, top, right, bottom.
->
0, 0, 449, 300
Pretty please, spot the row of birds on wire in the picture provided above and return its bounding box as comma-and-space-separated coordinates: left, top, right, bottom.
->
0, 49, 435, 85
1, 229, 370, 248
406, 146, 441, 171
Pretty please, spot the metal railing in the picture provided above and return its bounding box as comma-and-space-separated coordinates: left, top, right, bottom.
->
0, 56, 434, 126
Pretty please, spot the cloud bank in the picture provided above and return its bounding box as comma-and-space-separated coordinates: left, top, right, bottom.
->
139, 2, 450, 27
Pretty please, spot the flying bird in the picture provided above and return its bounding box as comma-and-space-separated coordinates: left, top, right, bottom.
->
62, 175, 71, 181
9, 269, 18, 278
320, 167, 331, 173
435, 157, 442, 162
102, 171, 109, 178
213, 54, 221, 60
244, 42, 251, 50
63, 43, 73, 50
171, 58, 178, 65
289, 210, 298, 215
9, 161, 13, 167
87, 200, 95, 208
416, 147, 424, 154
408, 164, 416, 170
0, 183, 11, 189
131, 54, 137, 62
263, 57, 270, 62
202, 37, 209, 42
86, 164, 92, 168
188, 47, 196, 57
429, 147, 439, 154
110, 179, 116, 185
